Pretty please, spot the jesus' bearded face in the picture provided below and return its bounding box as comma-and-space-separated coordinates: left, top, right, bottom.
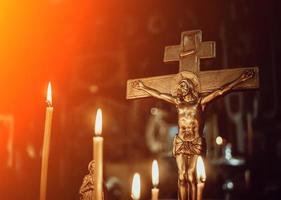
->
177, 79, 192, 97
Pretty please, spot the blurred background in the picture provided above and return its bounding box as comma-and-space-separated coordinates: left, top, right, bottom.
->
0, 0, 280, 199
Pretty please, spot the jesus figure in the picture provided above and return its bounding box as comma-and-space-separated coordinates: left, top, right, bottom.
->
132, 69, 255, 200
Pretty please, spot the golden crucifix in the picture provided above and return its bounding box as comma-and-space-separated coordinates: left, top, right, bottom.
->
126, 30, 259, 200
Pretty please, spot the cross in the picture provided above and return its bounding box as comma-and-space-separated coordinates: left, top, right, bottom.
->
126, 30, 259, 100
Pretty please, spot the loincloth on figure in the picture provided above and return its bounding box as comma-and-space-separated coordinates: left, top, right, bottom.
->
173, 134, 206, 156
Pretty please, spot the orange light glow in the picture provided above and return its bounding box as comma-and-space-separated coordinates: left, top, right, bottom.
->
131, 173, 141, 200
46, 82, 52, 106
152, 160, 159, 187
196, 156, 206, 182
95, 108, 102, 136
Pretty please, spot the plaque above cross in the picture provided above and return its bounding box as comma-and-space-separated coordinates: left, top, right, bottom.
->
126, 30, 259, 100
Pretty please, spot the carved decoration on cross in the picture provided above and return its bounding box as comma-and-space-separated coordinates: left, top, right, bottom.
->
126, 30, 259, 100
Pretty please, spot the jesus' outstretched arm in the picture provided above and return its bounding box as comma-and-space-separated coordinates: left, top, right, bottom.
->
132, 80, 176, 104
201, 69, 255, 105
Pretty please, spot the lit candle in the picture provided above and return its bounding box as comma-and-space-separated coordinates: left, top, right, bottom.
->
131, 173, 141, 200
151, 160, 159, 200
94, 108, 103, 200
196, 156, 206, 200
40, 82, 54, 200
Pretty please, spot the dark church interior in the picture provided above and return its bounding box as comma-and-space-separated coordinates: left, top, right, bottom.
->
0, 0, 281, 199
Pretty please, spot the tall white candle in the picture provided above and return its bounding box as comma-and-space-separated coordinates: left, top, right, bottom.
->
196, 156, 206, 200
94, 108, 103, 200
131, 173, 141, 200
151, 160, 159, 200
40, 82, 54, 200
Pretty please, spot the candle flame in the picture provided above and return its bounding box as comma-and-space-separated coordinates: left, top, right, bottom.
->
152, 160, 159, 187
131, 173, 141, 200
46, 82, 52, 106
95, 108, 102, 136
196, 156, 206, 182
